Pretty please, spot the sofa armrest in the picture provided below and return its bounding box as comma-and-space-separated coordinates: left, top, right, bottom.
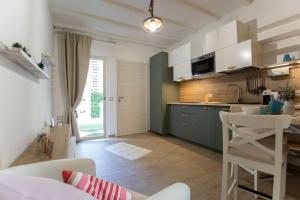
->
1, 158, 96, 182
145, 183, 190, 200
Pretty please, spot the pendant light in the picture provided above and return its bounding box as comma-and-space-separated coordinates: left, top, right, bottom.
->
143, 0, 163, 32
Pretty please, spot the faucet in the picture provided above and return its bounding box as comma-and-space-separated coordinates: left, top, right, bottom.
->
228, 84, 243, 103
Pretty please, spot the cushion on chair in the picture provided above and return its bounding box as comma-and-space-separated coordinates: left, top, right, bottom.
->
0, 173, 96, 200
62, 170, 132, 200
229, 136, 289, 164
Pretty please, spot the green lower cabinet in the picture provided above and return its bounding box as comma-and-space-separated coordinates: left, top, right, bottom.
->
168, 105, 228, 152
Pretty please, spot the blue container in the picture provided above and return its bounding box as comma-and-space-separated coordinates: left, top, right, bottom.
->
269, 100, 283, 114
283, 54, 292, 62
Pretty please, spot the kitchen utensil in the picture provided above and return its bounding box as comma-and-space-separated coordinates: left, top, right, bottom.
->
246, 69, 266, 95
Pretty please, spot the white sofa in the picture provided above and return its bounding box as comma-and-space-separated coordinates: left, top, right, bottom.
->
1, 158, 190, 200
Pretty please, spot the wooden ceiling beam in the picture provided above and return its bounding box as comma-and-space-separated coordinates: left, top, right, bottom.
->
100, 0, 197, 32
179, 0, 220, 20
53, 22, 168, 49
50, 5, 181, 42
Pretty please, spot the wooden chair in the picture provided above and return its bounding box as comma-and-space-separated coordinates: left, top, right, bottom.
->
220, 112, 292, 200
228, 106, 259, 196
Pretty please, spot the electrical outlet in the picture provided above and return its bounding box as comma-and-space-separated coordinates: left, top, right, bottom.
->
295, 90, 300, 97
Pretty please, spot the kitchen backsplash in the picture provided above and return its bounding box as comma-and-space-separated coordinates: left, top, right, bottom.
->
179, 66, 300, 103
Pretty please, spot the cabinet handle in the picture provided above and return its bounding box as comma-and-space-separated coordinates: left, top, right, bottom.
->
181, 122, 188, 126
203, 107, 210, 110
181, 113, 189, 117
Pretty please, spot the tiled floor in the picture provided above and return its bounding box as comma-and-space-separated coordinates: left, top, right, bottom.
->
77, 132, 300, 200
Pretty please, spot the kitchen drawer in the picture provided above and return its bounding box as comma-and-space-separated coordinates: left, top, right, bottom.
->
170, 111, 202, 123
170, 105, 215, 114
169, 119, 199, 142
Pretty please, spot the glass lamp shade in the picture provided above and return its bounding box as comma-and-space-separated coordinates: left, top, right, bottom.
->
143, 16, 163, 32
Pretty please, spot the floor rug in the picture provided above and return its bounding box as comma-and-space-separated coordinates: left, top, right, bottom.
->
105, 142, 152, 161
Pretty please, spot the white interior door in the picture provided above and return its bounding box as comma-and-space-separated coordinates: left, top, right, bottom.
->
117, 61, 147, 136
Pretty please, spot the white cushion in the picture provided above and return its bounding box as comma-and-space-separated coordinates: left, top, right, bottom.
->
0, 173, 96, 200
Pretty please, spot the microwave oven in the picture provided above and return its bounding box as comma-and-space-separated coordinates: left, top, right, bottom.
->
191, 52, 215, 76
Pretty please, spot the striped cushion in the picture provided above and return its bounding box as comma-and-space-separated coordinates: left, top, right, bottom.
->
62, 170, 132, 200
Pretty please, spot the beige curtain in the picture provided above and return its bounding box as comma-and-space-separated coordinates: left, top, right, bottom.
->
60, 32, 92, 140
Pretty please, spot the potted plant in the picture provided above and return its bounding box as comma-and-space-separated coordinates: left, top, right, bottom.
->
280, 86, 296, 114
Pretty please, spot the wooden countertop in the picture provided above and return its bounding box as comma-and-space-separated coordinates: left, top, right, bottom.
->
168, 102, 262, 107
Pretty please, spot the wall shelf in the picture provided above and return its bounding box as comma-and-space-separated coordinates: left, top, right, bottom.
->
0, 41, 49, 79
262, 59, 300, 70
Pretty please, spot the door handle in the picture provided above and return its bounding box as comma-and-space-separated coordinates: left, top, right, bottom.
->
118, 96, 124, 102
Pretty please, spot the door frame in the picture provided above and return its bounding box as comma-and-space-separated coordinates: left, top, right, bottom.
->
116, 60, 148, 137
78, 56, 107, 141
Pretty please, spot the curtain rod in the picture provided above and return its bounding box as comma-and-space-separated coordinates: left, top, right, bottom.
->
53, 25, 166, 49
53, 26, 117, 44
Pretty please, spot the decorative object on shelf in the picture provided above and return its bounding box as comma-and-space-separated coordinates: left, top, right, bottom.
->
42, 53, 55, 67
12, 42, 31, 57
0, 40, 49, 79
283, 54, 292, 62
37, 60, 45, 69
143, 0, 163, 32
268, 99, 284, 114
280, 86, 296, 115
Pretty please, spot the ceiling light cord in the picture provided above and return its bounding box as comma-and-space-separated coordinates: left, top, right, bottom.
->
148, 0, 154, 17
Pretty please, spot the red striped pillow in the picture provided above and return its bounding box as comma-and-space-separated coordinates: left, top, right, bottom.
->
62, 170, 132, 200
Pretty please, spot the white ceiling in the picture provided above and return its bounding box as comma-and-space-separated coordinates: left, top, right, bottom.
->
49, 0, 249, 48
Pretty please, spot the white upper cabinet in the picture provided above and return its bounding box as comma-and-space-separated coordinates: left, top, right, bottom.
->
204, 30, 219, 54
168, 43, 191, 67
216, 40, 262, 73
169, 42, 202, 81
204, 20, 249, 54
173, 60, 192, 81
168, 42, 203, 67
218, 20, 248, 49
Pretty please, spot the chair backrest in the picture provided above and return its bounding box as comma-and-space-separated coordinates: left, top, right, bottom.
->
219, 111, 292, 166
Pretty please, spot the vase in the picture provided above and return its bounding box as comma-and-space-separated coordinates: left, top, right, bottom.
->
282, 100, 295, 115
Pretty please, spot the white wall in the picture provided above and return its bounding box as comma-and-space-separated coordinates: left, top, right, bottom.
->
0, 0, 53, 169
168, 0, 300, 65
52, 38, 161, 136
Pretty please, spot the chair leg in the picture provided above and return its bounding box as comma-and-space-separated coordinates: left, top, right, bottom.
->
233, 164, 239, 200
254, 170, 259, 198
230, 163, 234, 178
272, 170, 282, 200
222, 159, 229, 200
280, 161, 287, 200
